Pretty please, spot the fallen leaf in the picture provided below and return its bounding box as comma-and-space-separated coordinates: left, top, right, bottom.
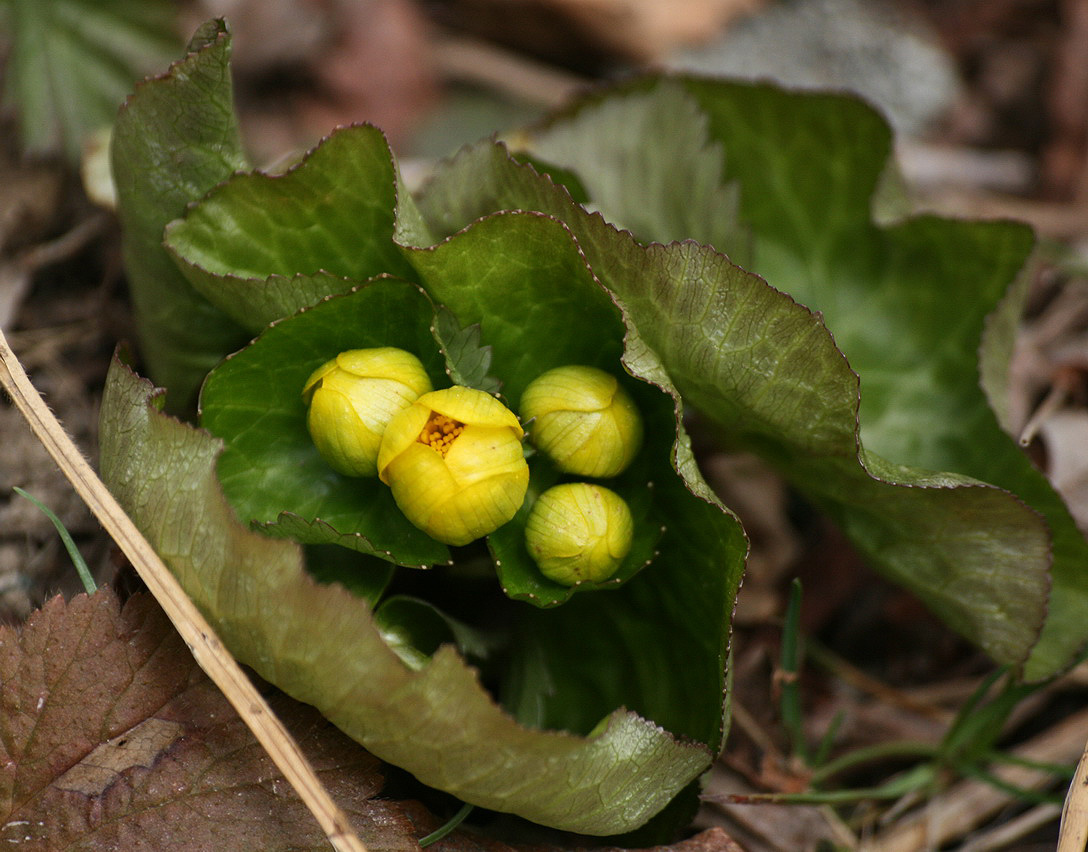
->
0, 588, 421, 851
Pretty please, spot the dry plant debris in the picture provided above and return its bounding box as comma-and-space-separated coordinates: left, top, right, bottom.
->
0, 588, 417, 851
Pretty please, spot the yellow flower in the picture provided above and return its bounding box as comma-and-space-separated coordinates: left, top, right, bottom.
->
524, 483, 633, 585
378, 386, 530, 545
302, 348, 432, 477
520, 365, 643, 478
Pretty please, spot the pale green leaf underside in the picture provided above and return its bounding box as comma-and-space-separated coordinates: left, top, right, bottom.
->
165, 124, 422, 333
99, 357, 711, 835
504, 79, 747, 262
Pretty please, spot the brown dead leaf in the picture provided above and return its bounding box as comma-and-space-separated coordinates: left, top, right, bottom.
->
0, 588, 422, 851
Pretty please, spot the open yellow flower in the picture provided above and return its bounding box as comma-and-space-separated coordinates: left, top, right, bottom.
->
378, 386, 530, 545
520, 365, 643, 478
302, 347, 432, 477
524, 483, 633, 585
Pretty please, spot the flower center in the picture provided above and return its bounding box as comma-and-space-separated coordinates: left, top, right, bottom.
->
418, 412, 465, 458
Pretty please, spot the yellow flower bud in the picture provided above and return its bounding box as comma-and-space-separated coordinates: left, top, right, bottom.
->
377, 386, 530, 546
520, 365, 643, 478
524, 483, 633, 585
302, 348, 432, 477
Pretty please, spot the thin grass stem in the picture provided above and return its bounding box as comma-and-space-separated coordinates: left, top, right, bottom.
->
14, 486, 96, 594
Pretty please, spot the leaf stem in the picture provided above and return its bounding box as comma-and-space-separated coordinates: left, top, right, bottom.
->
779, 578, 808, 764
420, 802, 474, 847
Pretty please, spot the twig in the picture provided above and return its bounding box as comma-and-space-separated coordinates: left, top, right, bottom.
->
17, 212, 110, 273
806, 640, 954, 725
1019, 363, 1086, 448
1058, 730, 1088, 852
0, 329, 367, 852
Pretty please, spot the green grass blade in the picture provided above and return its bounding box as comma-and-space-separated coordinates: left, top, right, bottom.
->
13, 486, 96, 594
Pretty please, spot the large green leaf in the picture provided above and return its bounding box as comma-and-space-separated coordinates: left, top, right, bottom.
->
99, 354, 712, 836
412, 104, 1056, 673
3, 0, 179, 160
110, 20, 250, 412
675, 78, 1086, 681
164, 124, 425, 333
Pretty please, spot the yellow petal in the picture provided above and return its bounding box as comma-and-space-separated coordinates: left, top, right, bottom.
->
420, 386, 523, 434
521, 365, 643, 478
443, 424, 529, 486
377, 402, 433, 483
525, 483, 633, 585
377, 387, 530, 544
302, 356, 341, 401
306, 386, 383, 476
335, 348, 433, 398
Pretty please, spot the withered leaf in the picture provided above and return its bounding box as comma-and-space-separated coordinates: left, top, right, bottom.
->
0, 588, 422, 851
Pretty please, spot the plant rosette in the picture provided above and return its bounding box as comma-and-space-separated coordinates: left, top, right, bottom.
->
104, 15, 1088, 842
163, 221, 742, 832
105, 27, 745, 836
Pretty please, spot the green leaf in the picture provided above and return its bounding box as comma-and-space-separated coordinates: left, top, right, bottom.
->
3, 0, 179, 160
402, 211, 628, 402
164, 124, 424, 333
432, 306, 501, 393
198, 278, 450, 567
110, 20, 250, 412
304, 545, 394, 607
98, 354, 712, 835
510, 79, 749, 262
678, 77, 1085, 679
413, 114, 1054, 672
374, 595, 496, 671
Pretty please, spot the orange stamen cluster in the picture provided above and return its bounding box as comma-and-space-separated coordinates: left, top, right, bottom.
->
418, 412, 465, 457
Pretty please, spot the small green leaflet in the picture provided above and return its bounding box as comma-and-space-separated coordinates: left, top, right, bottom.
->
432, 306, 502, 393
